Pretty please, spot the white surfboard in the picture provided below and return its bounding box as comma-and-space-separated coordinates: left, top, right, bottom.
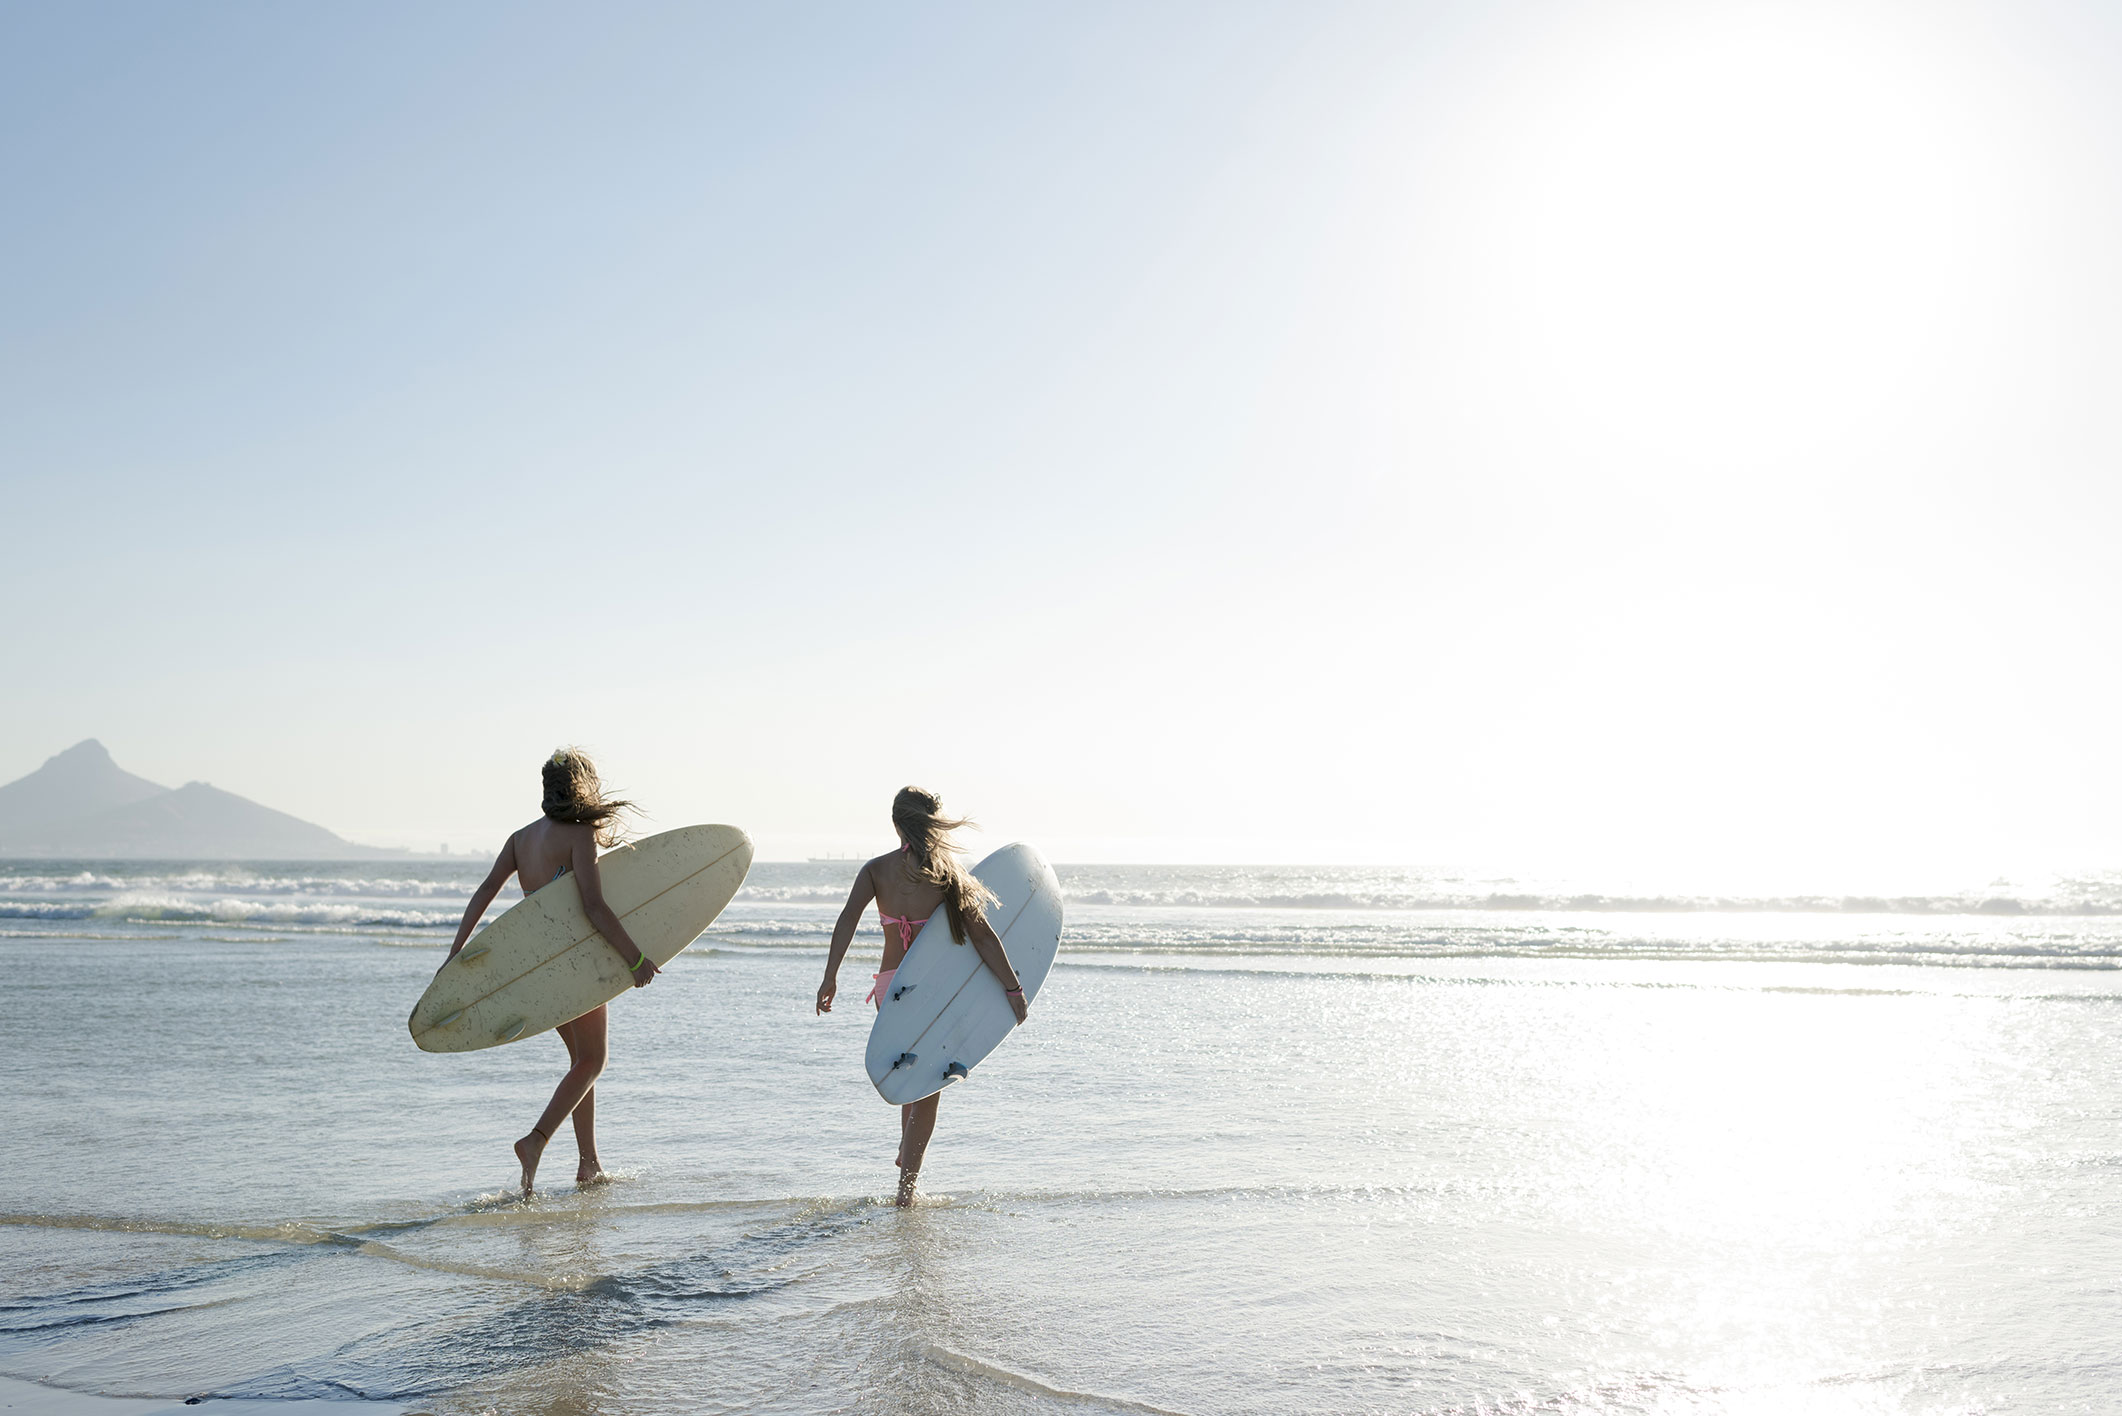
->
409, 824, 752, 1053
865, 842, 1063, 1104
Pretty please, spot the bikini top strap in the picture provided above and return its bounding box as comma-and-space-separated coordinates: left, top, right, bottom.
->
878, 910, 931, 947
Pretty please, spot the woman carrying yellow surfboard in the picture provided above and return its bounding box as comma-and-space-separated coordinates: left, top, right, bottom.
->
444, 748, 655, 1196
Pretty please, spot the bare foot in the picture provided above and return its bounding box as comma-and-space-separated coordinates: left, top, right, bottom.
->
514, 1129, 549, 1197
576, 1156, 609, 1186
895, 1168, 918, 1208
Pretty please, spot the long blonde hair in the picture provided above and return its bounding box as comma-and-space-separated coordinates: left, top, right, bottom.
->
541, 748, 634, 848
893, 786, 994, 944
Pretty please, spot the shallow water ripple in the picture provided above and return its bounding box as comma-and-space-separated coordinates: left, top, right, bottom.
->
2, 863, 2119, 1412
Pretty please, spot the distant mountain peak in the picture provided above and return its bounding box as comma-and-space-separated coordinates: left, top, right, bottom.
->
39, 739, 129, 777
0, 738, 168, 834
0, 743, 393, 859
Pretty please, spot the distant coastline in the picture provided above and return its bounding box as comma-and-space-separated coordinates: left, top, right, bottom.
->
0, 739, 400, 860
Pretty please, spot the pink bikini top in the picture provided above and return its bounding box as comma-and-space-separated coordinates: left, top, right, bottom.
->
879, 911, 929, 948
878, 846, 932, 948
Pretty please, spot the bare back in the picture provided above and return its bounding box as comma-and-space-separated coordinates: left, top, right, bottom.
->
868, 850, 949, 969
512, 817, 597, 893
815, 826, 1024, 1035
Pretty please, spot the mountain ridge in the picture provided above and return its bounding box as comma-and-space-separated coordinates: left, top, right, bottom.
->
0, 740, 397, 859
0, 739, 167, 830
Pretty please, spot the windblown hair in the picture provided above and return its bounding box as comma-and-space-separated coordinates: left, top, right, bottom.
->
541, 748, 634, 848
893, 785, 995, 945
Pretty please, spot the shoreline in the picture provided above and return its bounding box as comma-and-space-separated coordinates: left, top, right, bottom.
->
0, 1377, 410, 1415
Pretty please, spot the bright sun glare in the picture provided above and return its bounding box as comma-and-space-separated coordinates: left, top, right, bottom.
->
1470, 6, 2012, 462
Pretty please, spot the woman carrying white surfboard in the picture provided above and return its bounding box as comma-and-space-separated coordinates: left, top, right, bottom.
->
445, 748, 657, 1196
816, 787, 1029, 1206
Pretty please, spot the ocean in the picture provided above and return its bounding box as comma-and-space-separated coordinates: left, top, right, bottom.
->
2, 858, 2119, 1414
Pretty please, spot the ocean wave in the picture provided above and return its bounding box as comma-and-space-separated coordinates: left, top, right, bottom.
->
10, 862, 2122, 919
701, 919, 840, 939
5, 862, 2121, 963
662, 928, 2122, 970
1060, 887, 2122, 916
924, 1344, 1194, 1416
731, 885, 861, 905
1054, 943, 2122, 973
0, 870, 483, 897
0, 896, 457, 928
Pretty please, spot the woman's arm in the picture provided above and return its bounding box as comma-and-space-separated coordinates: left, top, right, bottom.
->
447, 836, 519, 961
966, 911, 1029, 1024
816, 865, 878, 1014
573, 832, 657, 987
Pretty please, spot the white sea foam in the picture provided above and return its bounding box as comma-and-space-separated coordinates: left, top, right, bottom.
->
4, 873, 477, 898
0, 896, 459, 928
6, 860, 2122, 959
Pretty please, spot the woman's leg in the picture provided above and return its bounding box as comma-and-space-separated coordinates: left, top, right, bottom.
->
558, 1017, 606, 1183
896, 1094, 940, 1206
513, 1006, 609, 1195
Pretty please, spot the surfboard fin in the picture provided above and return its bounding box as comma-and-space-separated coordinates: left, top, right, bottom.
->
457, 944, 490, 963
497, 1018, 526, 1043
890, 1052, 917, 1071
891, 983, 916, 1001
945, 1062, 969, 1081
432, 1009, 463, 1029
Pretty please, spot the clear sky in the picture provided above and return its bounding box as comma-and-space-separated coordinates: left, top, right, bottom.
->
4, 0, 2120, 871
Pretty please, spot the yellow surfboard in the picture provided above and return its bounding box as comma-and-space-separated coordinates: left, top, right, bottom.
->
408, 824, 752, 1053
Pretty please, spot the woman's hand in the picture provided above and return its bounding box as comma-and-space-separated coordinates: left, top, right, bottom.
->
630, 953, 659, 988
816, 865, 872, 1018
